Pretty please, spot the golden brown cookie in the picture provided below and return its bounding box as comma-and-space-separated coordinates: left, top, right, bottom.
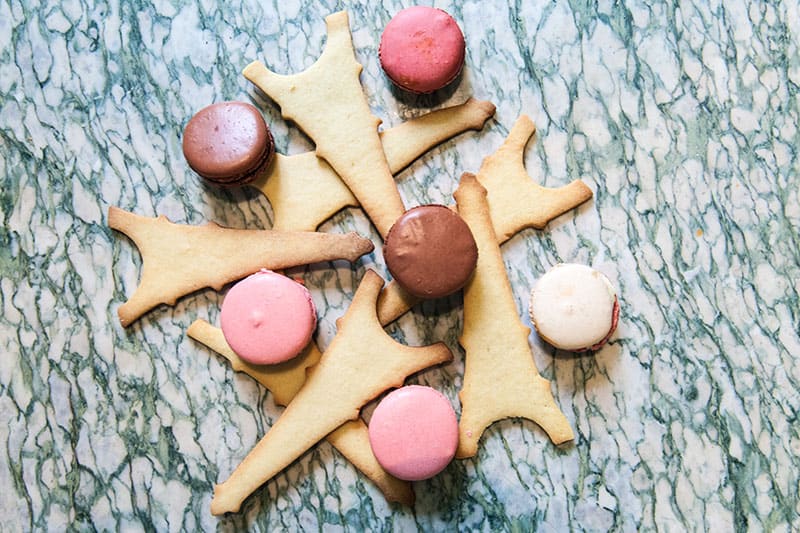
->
380, 98, 496, 175
108, 207, 373, 327
209, 270, 452, 515
251, 98, 495, 232
186, 319, 318, 406
186, 320, 414, 504
477, 115, 593, 242
244, 11, 404, 238
453, 173, 574, 458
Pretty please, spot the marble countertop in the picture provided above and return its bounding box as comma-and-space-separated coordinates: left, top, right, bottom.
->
2, 0, 799, 530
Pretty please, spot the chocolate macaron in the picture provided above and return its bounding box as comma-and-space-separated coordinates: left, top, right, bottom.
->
383, 205, 478, 299
182, 101, 275, 186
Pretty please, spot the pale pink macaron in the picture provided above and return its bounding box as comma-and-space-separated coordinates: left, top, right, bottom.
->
368, 385, 458, 481
220, 269, 316, 365
379, 6, 466, 94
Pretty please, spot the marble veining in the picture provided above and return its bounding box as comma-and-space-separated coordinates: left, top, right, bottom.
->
1, 0, 799, 531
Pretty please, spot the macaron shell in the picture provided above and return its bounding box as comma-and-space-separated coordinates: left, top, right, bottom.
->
383, 205, 478, 299
182, 101, 275, 184
368, 386, 458, 481
220, 270, 316, 365
529, 264, 618, 352
379, 7, 465, 94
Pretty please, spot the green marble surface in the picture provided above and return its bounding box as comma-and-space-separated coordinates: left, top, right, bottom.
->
2, 0, 799, 531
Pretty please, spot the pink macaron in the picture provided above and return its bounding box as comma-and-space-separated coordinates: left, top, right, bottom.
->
379, 7, 466, 94
220, 269, 316, 365
368, 385, 458, 481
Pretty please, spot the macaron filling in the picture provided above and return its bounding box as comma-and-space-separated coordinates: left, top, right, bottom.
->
583, 297, 620, 352
220, 269, 317, 365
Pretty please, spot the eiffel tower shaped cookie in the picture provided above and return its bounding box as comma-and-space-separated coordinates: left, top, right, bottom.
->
244, 11, 404, 237
209, 270, 452, 515
478, 115, 592, 242
109, 207, 373, 326
454, 173, 574, 457
186, 320, 415, 505
251, 98, 495, 232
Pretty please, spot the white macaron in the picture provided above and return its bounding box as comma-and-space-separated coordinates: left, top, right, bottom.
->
529, 263, 619, 352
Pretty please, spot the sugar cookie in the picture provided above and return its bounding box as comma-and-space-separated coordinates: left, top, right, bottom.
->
108, 207, 373, 326
250, 98, 495, 232
210, 270, 452, 515
476, 115, 593, 242
186, 320, 415, 504
453, 173, 574, 458
187, 319, 319, 407
244, 11, 404, 237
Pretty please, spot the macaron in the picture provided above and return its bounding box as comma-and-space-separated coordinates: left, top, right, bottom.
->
182, 101, 275, 186
220, 269, 316, 365
368, 386, 458, 481
379, 7, 466, 94
383, 204, 478, 299
529, 264, 620, 352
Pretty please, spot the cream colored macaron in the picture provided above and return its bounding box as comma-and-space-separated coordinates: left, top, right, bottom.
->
529, 264, 619, 352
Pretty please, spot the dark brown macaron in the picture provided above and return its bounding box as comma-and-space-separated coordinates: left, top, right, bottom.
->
182, 101, 275, 186
383, 204, 478, 299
